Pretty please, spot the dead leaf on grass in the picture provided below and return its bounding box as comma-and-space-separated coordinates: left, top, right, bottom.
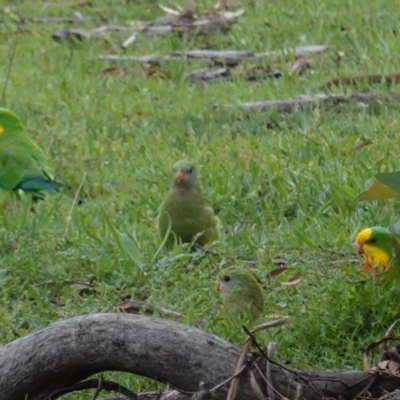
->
289, 56, 310, 75
99, 66, 129, 77
266, 266, 288, 280
70, 281, 94, 295
359, 180, 400, 201
349, 139, 372, 152
377, 360, 400, 376
280, 276, 302, 286
363, 336, 400, 371
50, 297, 65, 307
143, 61, 171, 79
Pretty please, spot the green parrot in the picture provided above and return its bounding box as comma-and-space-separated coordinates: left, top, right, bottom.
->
0, 107, 68, 200
215, 267, 265, 320
157, 160, 220, 248
354, 226, 393, 273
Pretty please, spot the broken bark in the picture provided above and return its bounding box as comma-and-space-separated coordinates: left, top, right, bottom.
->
222, 91, 400, 113
98, 45, 329, 66
0, 313, 399, 400
52, 6, 243, 43
186, 67, 231, 82
52, 25, 132, 42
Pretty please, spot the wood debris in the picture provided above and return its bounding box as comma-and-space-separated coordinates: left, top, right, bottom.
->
222, 91, 400, 113
53, 2, 244, 43
52, 25, 132, 42
323, 73, 400, 89
186, 67, 231, 82
98, 45, 329, 66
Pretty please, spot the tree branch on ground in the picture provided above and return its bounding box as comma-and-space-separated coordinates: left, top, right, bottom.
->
221, 91, 400, 113
1, 313, 399, 400
98, 45, 329, 66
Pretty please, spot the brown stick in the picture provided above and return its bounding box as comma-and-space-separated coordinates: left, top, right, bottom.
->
98, 45, 329, 65
222, 91, 400, 113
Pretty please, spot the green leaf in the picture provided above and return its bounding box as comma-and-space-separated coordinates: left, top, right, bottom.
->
375, 171, 400, 194
358, 179, 400, 201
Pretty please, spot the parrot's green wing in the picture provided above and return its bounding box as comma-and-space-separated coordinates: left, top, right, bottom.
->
0, 108, 68, 199
158, 192, 220, 247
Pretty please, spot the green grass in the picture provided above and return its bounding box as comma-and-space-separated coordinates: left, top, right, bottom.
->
2, 0, 400, 397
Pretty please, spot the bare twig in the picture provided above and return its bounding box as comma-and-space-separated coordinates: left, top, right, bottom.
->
121, 32, 137, 48
226, 337, 252, 400
253, 362, 284, 400
385, 319, 400, 337
186, 67, 230, 82
49, 378, 138, 400
91, 373, 103, 400
250, 318, 289, 334
266, 343, 277, 400
208, 364, 247, 393
53, 26, 132, 42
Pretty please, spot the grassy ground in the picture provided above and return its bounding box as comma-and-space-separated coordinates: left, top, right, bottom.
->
2, 0, 400, 397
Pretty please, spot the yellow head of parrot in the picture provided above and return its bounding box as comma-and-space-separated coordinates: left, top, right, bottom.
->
354, 228, 372, 254
354, 227, 390, 271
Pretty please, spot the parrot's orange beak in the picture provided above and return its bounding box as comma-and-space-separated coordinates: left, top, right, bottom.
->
175, 170, 185, 183
354, 241, 364, 254
214, 280, 221, 291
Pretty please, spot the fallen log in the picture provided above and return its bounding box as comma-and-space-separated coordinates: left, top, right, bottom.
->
222, 91, 400, 113
0, 313, 399, 400
98, 45, 329, 66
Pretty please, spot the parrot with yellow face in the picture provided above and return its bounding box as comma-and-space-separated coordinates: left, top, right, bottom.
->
354, 226, 392, 273
0, 107, 68, 200
215, 267, 265, 320
157, 160, 220, 249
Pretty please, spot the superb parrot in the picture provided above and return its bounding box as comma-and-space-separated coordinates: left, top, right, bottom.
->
215, 267, 265, 320
354, 226, 392, 272
157, 160, 220, 248
0, 107, 68, 200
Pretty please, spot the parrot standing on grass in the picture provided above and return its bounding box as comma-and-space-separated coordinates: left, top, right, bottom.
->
0, 108, 68, 200
157, 160, 220, 248
354, 226, 392, 273
215, 267, 265, 320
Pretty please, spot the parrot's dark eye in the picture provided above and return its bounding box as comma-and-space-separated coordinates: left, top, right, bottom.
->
369, 237, 378, 244
188, 168, 193, 173
223, 275, 231, 282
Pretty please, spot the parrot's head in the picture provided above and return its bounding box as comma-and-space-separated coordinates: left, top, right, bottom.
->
0, 108, 24, 136
215, 267, 264, 319
354, 226, 392, 272
172, 160, 199, 189
215, 267, 256, 295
